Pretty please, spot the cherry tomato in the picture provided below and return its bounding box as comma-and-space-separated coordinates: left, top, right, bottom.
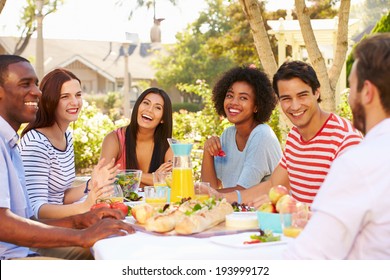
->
110, 202, 129, 216
243, 240, 261, 245
90, 202, 111, 211
217, 150, 226, 157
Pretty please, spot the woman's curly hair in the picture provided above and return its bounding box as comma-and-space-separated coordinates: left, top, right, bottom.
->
212, 66, 277, 123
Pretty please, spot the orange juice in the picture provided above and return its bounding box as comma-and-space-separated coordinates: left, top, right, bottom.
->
106, 197, 124, 203
283, 226, 302, 238
171, 168, 194, 202
194, 194, 209, 202
145, 197, 167, 207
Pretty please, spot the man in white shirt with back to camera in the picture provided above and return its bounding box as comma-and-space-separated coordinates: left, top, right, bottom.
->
285, 33, 390, 259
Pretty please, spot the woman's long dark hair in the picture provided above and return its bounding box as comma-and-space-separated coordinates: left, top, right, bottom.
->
21, 68, 81, 137
125, 87, 172, 172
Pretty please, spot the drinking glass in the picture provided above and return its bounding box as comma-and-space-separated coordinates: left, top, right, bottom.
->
106, 182, 124, 203
153, 171, 172, 202
194, 182, 211, 202
280, 201, 310, 238
144, 186, 169, 208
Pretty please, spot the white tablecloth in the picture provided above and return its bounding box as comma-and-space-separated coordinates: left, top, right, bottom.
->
92, 230, 290, 260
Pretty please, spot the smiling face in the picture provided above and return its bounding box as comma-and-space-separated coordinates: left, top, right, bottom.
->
54, 79, 83, 126
223, 81, 257, 125
277, 77, 321, 131
0, 61, 41, 131
137, 92, 164, 130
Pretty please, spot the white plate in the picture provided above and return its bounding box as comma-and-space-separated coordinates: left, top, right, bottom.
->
124, 200, 145, 207
124, 192, 144, 206
209, 232, 287, 249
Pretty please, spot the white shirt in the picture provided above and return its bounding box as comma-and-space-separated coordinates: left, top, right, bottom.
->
284, 118, 390, 259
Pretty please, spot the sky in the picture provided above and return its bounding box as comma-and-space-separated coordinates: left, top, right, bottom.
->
0, 0, 364, 44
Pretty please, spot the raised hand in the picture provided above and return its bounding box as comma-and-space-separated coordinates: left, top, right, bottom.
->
86, 158, 120, 205
249, 194, 271, 209
203, 136, 222, 157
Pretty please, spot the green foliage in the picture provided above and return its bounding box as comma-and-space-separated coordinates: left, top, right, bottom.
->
336, 89, 353, 121
172, 102, 201, 112
268, 107, 283, 144
71, 101, 128, 174
171, 80, 230, 179
84, 92, 123, 121
307, 0, 338, 18
14, 0, 63, 55
152, 0, 237, 91
346, 11, 390, 84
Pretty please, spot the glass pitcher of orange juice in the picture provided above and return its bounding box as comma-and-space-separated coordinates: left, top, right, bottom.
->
168, 138, 194, 202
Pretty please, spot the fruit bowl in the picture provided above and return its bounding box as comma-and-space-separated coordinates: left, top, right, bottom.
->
256, 211, 282, 233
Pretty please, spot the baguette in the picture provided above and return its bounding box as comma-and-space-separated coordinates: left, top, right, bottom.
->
131, 203, 155, 224
144, 208, 184, 232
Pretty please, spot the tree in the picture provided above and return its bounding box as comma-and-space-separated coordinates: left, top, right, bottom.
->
116, 0, 178, 19
0, 0, 6, 15
238, 0, 351, 112
13, 0, 63, 56
152, 0, 237, 98
346, 11, 390, 80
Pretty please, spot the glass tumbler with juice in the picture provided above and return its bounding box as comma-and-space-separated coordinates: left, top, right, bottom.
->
153, 171, 172, 202
144, 186, 168, 208
194, 182, 211, 202
280, 199, 310, 238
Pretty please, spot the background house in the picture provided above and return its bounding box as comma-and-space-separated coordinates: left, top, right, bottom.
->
0, 36, 182, 103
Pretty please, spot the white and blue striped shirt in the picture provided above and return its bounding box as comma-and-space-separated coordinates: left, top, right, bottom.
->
19, 129, 75, 218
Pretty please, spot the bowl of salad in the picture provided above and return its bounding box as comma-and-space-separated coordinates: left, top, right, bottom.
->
116, 169, 142, 200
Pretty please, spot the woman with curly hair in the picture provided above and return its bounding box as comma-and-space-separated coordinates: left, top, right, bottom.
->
201, 66, 282, 192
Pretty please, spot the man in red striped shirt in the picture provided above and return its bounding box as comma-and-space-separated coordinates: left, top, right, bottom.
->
222, 60, 362, 206
285, 32, 390, 259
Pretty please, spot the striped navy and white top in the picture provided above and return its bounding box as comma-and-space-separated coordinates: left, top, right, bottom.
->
19, 129, 75, 218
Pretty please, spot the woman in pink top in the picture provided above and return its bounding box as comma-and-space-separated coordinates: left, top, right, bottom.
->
100, 88, 173, 187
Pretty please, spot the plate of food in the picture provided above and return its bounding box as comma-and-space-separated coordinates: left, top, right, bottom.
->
209, 230, 287, 249
130, 197, 235, 236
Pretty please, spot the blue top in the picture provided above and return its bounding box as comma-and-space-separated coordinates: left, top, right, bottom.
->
214, 124, 282, 189
0, 116, 34, 259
